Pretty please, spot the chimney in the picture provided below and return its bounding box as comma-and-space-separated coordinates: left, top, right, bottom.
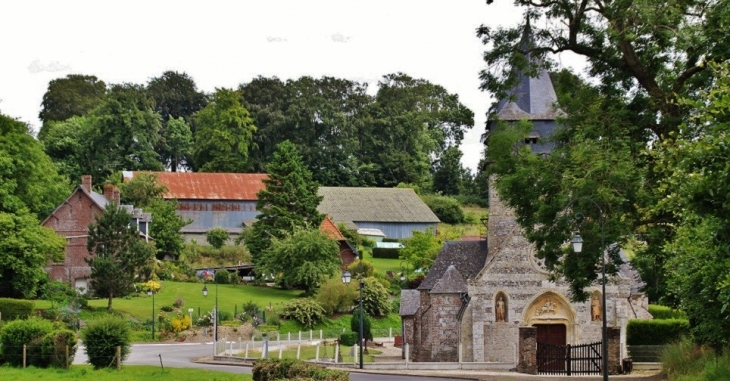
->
103, 184, 115, 203
81, 175, 92, 193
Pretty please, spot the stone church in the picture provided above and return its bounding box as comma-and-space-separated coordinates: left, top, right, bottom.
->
399, 24, 651, 374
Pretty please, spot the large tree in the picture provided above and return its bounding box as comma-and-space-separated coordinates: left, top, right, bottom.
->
259, 228, 340, 294
246, 140, 324, 262
38, 74, 106, 135
193, 88, 257, 172
146, 71, 206, 124
87, 203, 155, 310
432, 146, 465, 196
479, 1, 728, 302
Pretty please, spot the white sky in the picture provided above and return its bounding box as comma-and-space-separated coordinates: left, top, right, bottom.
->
0, 0, 584, 172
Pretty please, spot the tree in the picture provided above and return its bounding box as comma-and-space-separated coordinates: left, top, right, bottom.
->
1, 114, 69, 218
38, 74, 106, 131
0, 212, 66, 298
399, 228, 443, 273
432, 146, 464, 196
654, 62, 730, 350
146, 71, 206, 124
39, 116, 97, 185
206, 227, 229, 249
86, 203, 155, 310
119, 173, 189, 259
351, 309, 373, 349
193, 88, 257, 172
360, 277, 391, 317
258, 228, 340, 294
159, 117, 193, 172
246, 140, 324, 260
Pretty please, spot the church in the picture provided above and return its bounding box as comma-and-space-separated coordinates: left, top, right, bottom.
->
399, 24, 651, 375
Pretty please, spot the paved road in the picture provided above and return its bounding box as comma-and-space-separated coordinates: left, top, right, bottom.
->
75, 343, 471, 381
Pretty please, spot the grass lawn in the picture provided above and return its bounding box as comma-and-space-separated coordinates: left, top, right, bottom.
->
0, 365, 251, 381
240, 343, 381, 363
35, 281, 301, 321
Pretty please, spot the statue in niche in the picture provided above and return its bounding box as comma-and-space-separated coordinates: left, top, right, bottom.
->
495, 296, 506, 322
591, 294, 602, 321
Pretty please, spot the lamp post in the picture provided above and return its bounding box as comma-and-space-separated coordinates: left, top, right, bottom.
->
147, 289, 155, 341
399, 261, 410, 288
202, 271, 219, 342
566, 198, 607, 380
342, 255, 364, 369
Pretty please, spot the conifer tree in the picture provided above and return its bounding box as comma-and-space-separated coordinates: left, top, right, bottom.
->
246, 141, 324, 263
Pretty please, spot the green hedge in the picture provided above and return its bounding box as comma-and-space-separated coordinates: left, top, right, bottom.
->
252, 359, 348, 381
339, 332, 357, 346
627, 319, 690, 345
0, 317, 54, 367
372, 247, 400, 259
0, 298, 34, 320
648, 305, 687, 320
382, 238, 401, 243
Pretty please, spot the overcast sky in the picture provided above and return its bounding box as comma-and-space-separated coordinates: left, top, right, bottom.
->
0, 0, 584, 171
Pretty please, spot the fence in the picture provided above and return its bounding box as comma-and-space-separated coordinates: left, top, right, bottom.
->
0, 343, 121, 370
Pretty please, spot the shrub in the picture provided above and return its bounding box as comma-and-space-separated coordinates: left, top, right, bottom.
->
280, 298, 326, 328
0, 298, 34, 320
350, 309, 373, 342
339, 332, 357, 346
372, 247, 400, 259
347, 259, 374, 278
422, 195, 465, 224
0, 317, 54, 367
648, 304, 687, 320
266, 314, 281, 326
391, 297, 401, 314
252, 359, 349, 381
315, 277, 358, 316
196, 312, 213, 327
173, 297, 185, 309
80, 317, 131, 369
242, 300, 259, 316
218, 310, 233, 321
215, 270, 231, 284
361, 277, 391, 317
206, 228, 229, 249
627, 318, 690, 345
41, 329, 77, 368
160, 305, 174, 312
170, 314, 192, 332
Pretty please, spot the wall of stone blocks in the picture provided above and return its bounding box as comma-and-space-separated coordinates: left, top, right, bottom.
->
484, 322, 519, 362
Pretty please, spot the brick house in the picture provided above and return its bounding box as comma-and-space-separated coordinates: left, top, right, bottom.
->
42, 175, 151, 293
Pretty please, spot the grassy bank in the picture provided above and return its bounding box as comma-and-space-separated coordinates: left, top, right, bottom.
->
0, 365, 251, 381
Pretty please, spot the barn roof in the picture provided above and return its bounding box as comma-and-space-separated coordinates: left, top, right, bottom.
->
318, 187, 440, 226
124, 172, 268, 200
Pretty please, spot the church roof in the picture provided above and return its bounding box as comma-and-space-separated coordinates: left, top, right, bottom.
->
419, 240, 488, 291
399, 289, 421, 316
430, 265, 468, 294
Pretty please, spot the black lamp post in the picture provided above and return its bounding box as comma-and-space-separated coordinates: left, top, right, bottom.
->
147, 289, 155, 341
399, 261, 409, 288
567, 199, 608, 381
341, 256, 364, 369
202, 273, 218, 342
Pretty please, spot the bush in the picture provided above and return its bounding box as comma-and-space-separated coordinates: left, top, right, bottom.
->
372, 247, 400, 259
252, 359, 349, 381
215, 270, 231, 284
80, 317, 131, 369
41, 329, 77, 368
452, 194, 488, 208
171, 314, 192, 332
649, 304, 687, 320
627, 318, 690, 345
339, 332, 357, 346
0, 317, 54, 367
361, 277, 391, 317
422, 195, 465, 224
0, 298, 34, 320
315, 277, 358, 316
172, 297, 185, 309
266, 314, 281, 326
160, 305, 174, 312
280, 298, 326, 328
347, 259, 374, 278
218, 310, 233, 321
206, 227, 229, 249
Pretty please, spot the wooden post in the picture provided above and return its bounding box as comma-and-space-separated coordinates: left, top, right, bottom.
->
315, 343, 320, 361
334, 343, 339, 364
245, 343, 249, 358
298, 331, 301, 341
278, 343, 283, 359
287, 332, 291, 341
116, 346, 121, 369
296, 343, 301, 360
309, 329, 312, 341
23, 344, 26, 368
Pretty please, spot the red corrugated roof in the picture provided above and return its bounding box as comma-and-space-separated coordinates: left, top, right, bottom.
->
320, 216, 345, 240
129, 172, 268, 200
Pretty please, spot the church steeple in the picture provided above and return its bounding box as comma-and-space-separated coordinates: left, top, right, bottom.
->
491, 17, 561, 154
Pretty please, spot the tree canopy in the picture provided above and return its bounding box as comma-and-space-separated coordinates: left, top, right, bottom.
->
38, 74, 106, 131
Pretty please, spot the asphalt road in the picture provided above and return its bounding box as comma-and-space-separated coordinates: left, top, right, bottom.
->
74, 343, 471, 381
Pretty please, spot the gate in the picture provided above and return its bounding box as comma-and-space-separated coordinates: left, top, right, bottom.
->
537, 341, 602, 375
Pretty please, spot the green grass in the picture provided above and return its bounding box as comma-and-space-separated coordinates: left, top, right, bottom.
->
84, 282, 301, 321
0, 365, 251, 381
240, 343, 382, 363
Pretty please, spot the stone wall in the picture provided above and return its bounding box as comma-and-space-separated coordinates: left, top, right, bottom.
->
608, 327, 622, 375
484, 322, 518, 362
516, 326, 537, 374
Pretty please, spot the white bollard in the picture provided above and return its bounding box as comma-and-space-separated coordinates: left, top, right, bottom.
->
296, 343, 301, 360
245, 343, 249, 358
278, 344, 283, 359
229, 340, 233, 355
319, 329, 323, 340
458, 343, 463, 363
309, 329, 312, 341
315, 343, 320, 361
335, 343, 339, 364
389, 327, 392, 338
298, 331, 302, 341
288, 332, 291, 341
405, 343, 409, 367
354, 342, 358, 365
260, 343, 266, 359
277, 332, 280, 341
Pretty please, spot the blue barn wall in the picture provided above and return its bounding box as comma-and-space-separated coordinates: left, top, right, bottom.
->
177, 200, 260, 232
353, 222, 437, 239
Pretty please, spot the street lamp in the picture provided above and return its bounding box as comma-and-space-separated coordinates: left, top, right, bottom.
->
399, 261, 410, 287
147, 289, 155, 341
202, 271, 219, 342
342, 255, 364, 369
567, 199, 607, 381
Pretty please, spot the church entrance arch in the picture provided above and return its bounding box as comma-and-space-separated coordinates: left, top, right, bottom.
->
522, 291, 576, 343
